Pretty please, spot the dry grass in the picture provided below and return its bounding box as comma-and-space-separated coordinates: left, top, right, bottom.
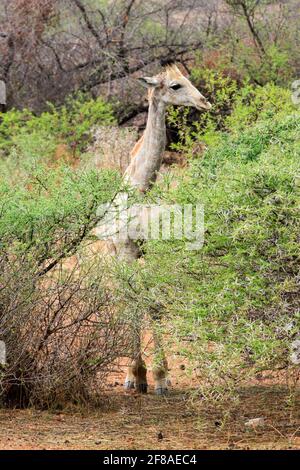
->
1, 365, 299, 450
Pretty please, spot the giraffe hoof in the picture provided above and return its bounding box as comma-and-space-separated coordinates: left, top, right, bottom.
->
136, 383, 148, 394
155, 387, 168, 396
124, 380, 135, 390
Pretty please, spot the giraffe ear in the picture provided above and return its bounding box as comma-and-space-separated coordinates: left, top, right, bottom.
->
138, 76, 160, 88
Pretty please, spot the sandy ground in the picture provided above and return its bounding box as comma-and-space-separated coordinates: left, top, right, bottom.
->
0, 360, 299, 450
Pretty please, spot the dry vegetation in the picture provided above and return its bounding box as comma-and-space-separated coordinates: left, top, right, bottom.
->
1, 368, 300, 450
0, 0, 300, 451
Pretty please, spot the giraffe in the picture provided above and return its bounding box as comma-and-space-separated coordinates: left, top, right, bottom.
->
99, 64, 211, 394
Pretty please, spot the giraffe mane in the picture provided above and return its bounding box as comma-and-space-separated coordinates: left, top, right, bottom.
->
163, 63, 184, 79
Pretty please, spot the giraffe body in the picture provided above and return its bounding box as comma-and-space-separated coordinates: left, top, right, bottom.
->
103, 64, 211, 394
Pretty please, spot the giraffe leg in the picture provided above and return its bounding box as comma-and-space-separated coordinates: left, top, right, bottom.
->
124, 324, 148, 393
124, 355, 148, 393
124, 362, 135, 390
152, 327, 170, 395
153, 361, 169, 395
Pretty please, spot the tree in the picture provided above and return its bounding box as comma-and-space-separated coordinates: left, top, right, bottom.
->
0, 0, 206, 111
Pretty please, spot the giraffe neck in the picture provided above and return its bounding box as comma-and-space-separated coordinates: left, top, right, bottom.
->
124, 97, 166, 192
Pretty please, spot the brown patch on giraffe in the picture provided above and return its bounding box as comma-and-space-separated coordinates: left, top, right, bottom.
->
130, 134, 144, 159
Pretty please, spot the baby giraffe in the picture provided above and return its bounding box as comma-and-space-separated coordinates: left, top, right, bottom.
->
115, 64, 211, 394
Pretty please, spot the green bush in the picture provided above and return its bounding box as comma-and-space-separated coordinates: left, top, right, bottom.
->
0, 93, 115, 159
167, 68, 239, 153
233, 43, 294, 87
123, 104, 300, 402
226, 82, 295, 133
0, 156, 125, 407
0, 163, 122, 262
168, 73, 297, 155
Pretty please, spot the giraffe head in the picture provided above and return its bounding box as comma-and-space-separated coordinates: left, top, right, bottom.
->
138, 64, 211, 111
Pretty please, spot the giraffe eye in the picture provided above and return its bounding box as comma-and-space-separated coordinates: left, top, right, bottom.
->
170, 83, 182, 91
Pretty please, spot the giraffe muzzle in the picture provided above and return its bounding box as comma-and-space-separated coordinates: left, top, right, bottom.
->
196, 99, 212, 111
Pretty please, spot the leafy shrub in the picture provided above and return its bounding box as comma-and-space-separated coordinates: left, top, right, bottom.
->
232, 43, 294, 87
121, 106, 300, 403
167, 68, 239, 153
168, 71, 297, 155
0, 93, 115, 159
226, 82, 296, 133
0, 157, 129, 407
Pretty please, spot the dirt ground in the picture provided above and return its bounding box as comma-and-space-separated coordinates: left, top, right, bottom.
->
0, 360, 299, 450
